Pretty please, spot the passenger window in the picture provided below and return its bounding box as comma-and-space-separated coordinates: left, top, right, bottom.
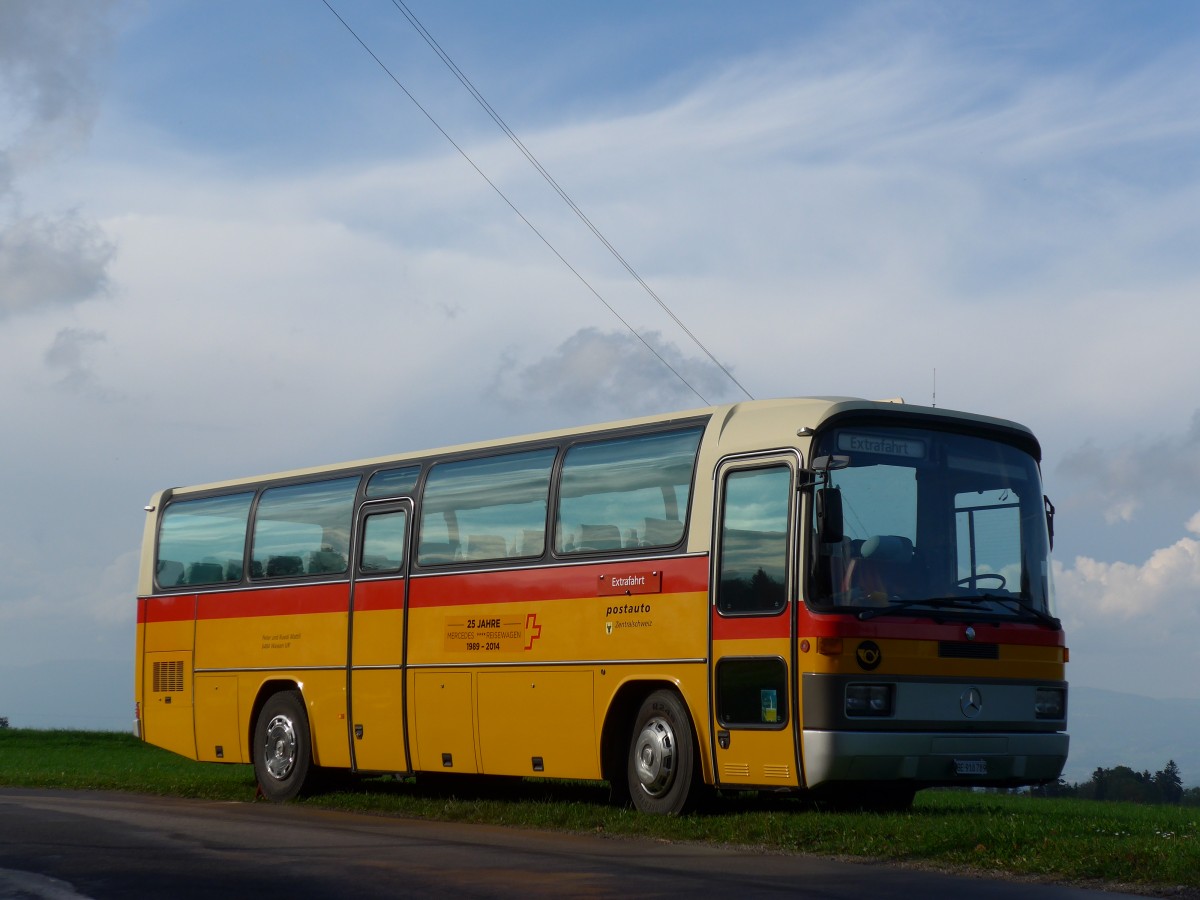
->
418, 449, 556, 565
556, 427, 703, 555
717, 465, 790, 614
156, 492, 254, 587
366, 465, 421, 500
251, 476, 359, 578
361, 510, 408, 574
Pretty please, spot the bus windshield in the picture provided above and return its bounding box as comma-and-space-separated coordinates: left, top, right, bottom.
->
808, 424, 1056, 623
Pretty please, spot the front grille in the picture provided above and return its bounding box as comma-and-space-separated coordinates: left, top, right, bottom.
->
939, 641, 999, 660
152, 660, 184, 692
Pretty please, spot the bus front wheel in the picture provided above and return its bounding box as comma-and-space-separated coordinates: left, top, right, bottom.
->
627, 689, 695, 815
253, 690, 312, 802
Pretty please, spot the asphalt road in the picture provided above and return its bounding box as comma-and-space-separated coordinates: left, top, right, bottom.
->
0, 788, 1136, 899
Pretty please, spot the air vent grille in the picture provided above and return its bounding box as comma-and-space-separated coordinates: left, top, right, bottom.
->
153, 660, 184, 692
939, 641, 999, 660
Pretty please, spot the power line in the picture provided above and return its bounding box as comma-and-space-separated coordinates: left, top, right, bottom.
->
321, 1, 745, 405
386, 0, 754, 402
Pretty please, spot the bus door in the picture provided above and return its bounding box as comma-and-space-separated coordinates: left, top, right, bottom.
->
708, 455, 801, 790
347, 499, 412, 773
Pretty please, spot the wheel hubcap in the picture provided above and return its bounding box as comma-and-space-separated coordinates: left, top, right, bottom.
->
263, 713, 297, 781
633, 716, 676, 797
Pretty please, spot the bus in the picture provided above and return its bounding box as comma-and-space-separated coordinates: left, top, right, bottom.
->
135, 397, 1068, 813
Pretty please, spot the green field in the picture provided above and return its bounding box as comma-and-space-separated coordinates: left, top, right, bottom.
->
2, 729, 1196, 895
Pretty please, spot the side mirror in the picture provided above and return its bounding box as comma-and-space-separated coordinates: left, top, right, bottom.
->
1044, 496, 1056, 551
817, 487, 844, 545
811, 454, 850, 472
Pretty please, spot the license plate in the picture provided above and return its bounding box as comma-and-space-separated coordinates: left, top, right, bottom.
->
954, 759, 988, 776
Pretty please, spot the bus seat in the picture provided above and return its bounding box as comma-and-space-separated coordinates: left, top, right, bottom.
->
418, 542, 453, 565
843, 535, 914, 604
863, 534, 913, 562
308, 549, 346, 575
642, 517, 682, 547
266, 555, 303, 577
517, 528, 544, 557
186, 562, 225, 584
465, 534, 508, 561
578, 523, 622, 551
156, 559, 184, 587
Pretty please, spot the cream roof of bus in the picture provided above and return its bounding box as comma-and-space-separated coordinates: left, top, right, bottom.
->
158, 396, 1033, 499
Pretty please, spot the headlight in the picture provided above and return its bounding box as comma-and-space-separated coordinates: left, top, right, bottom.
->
1034, 687, 1066, 719
846, 683, 893, 717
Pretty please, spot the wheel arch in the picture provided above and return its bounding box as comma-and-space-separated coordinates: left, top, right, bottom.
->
247, 678, 304, 764
600, 678, 702, 787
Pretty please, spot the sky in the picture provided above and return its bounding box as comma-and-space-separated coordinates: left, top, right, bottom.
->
1, 0, 1199, 731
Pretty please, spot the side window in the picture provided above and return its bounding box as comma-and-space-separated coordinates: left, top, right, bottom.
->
717, 465, 791, 615
361, 510, 408, 574
556, 427, 703, 555
418, 448, 556, 565
716, 657, 789, 727
366, 465, 420, 500
156, 492, 254, 587
251, 476, 359, 578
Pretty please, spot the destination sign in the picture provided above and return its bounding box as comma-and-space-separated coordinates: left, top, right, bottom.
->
837, 432, 927, 459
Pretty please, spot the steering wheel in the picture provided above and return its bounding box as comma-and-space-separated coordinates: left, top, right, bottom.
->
957, 573, 1006, 590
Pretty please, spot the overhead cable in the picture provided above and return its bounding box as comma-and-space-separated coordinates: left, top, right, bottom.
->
387, 0, 754, 401
321, 1, 747, 405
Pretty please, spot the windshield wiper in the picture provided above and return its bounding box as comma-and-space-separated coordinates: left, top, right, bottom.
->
857, 597, 977, 621
858, 594, 1061, 630
975, 593, 1062, 630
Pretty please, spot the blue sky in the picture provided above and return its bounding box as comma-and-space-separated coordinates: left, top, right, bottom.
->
2, 0, 1200, 730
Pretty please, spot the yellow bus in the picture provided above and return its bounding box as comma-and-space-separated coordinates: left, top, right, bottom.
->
135, 397, 1068, 812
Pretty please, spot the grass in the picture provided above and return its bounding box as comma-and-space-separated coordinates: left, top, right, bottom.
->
2, 729, 1197, 895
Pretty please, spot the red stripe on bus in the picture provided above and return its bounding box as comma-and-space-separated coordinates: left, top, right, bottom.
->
711, 609, 790, 640
709, 606, 1065, 645
797, 610, 1066, 647
353, 580, 403, 612
138, 594, 196, 624
409, 556, 709, 608
195, 583, 350, 620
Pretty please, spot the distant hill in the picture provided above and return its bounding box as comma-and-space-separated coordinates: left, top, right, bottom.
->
2, 662, 1195, 788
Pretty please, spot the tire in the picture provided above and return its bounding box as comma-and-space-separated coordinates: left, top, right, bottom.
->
253, 690, 312, 802
626, 689, 696, 815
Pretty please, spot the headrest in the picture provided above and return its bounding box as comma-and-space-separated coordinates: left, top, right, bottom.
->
861, 535, 913, 563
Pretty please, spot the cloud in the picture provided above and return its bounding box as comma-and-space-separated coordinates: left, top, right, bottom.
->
1056, 410, 1200, 524
491, 327, 740, 419
1054, 513, 1200, 697
0, 213, 114, 315
43, 325, 108, 392
1056, 512, 1200, 625
90, 549, 140, 627
0, 0, 119, 317
0, 0, 118, 166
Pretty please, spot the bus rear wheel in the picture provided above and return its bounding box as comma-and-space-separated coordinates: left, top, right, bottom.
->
253, 690, 312, 802
627, 690, 695, 815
